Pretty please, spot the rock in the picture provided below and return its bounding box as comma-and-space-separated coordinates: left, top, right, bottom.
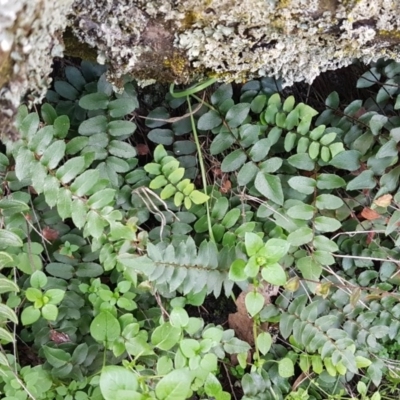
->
1, 0, 400, 133
69, 0, 400, 86
0, 0, 73, 137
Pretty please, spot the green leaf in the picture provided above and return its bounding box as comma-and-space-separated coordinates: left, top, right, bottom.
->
279, 358, 294, 378
43, 176, 60, 207
0, 199, 29, 216
54, 81, 79, 100
346, 170, 376, 191
226, 103, 250, 128
0, 252, 14, 268
329, 150, 361, 171
251, 94, 267, 113
70, 169, 99, 196
145, 107, 169, 128
315, 194, 344, 210
245, 232, 264, 256
356, 68, 381, 88
249, 138, 271, 162
314, 216, 341, 232
221, 149, 247, 172
56, 156, 85, 184
108, 120, 136, 136
376, 139, 398, 158
287, 204, 315, 220
21, 306, 41, 325
288, 153, 315, 171
211, 83, 233, 106
41, 103, 58, 124
155, 369, 193, 400
297, 257, 322, 283
288, 176, 316, 195
30, 270, 47, 289
148, 129, 174, 145
16, 253, 42, 274
41, 304, 58, 321
152, 322, 181, 350
100, 366, 139, 400
261, 263, 287, 286
369, 114, 388, 136
256, 332, 272, 355
0, 229, 23, 249
0, 303, 18, 324
71, 199, 87, 229
325, 91, 339, 108
85, 210, 107, 239
46, 263, 74, 279
79, 92, 109, 110
15, 147, 34, 180
41, 140, 66, 169
0, 278, 19, 295
43, 346, 71, 368
255, 171, 284, 205
210, 132, 236, 155
170, 308, 189, 328
57, 188, 72, 220
229, 259, 247, 281
79, 115, 108, 136
316, 173, 346, 190
108, 97, 138, 118
108, 140, 137, 159
87, 188, 116, 209
90, 311, 121, 342
76, 262, 103, 278
245, 292, 265, 317
385, 210, 400, 235
197, 110, 222, 130
173, 140, 197, 156
189, 190, 209, 205
237, 162, 258, 186
204, 373, 223, 398
29, 126, 54, 153
223, 337, 251, 354
313, 236, 338, 252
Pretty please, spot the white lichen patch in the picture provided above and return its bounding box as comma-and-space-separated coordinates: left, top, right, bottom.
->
0, 0, 74, 109
66, 0, 400, 87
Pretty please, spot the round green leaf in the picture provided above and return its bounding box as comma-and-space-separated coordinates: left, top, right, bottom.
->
261, 263, 287, 286
288, 176, 316, 195
90, 311, 121, 342
100, 366, 139, 400
245, 292, 264, 317
279, 357, 294, 377
21, 306, 41, 325
151, 322, 181, 350
41, 304, 58, 321
155, 369, 193, 400
221, 149, 247, 172
256, 332, 272, 355
314, 216, 341, 232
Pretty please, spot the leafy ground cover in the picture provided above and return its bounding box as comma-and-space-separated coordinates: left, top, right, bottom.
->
0, 58, 399, 399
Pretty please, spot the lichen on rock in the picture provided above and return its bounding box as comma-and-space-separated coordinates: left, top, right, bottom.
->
1, 0, 400, 133
0, 0, 73, 136
66, 0, 400, 88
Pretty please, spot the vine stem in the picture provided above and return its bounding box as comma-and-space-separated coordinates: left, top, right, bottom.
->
187, 95, 215, 242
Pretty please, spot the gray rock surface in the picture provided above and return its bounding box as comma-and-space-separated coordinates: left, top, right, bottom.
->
1, 0, 400, 132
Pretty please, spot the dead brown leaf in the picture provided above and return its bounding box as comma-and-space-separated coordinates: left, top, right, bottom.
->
373, 194, 392, 208
360, 207, 381, 220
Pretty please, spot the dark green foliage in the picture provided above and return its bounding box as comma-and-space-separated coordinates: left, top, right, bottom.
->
0, 59, 399, 400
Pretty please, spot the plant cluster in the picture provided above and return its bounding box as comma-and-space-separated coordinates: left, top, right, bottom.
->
0, 58, 399, 399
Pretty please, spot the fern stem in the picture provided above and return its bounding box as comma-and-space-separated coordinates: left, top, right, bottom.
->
187, 95, 215, 242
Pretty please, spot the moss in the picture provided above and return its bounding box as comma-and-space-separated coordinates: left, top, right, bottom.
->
62, 27, 97, 61
0, 51, 13, 88
377, 30, 400, 45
